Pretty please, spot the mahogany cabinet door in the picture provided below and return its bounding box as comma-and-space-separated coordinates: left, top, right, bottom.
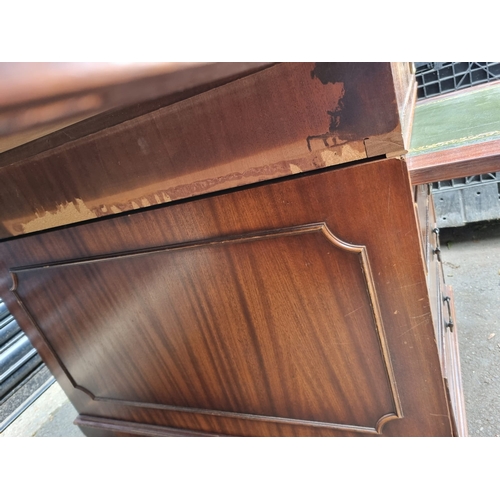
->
0, 157, 452, 436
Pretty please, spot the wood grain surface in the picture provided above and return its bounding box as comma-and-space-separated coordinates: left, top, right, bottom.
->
11, 224, 400, 434
0, 62, 274, 150
0, 157, 453, 436
0, 63, 410, 240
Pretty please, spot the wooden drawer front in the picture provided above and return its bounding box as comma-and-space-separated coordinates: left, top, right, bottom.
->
75, 415, 220, 437
0, 158, 452, 436
13, 225, 398, 430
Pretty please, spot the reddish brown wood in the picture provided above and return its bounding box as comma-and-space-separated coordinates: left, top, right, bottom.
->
408, 139, 500, 185
0, 63, 412, 240
0, 158, 453, 436
0, 64, 276, 167
75, 415, 220, 437
0, 62, 274, 148
0, 64, 463, 437
11, 226, 400, 433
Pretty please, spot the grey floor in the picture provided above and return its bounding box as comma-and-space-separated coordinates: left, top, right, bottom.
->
440, 219, 500, 437
1, 219, 499, 437
0, 381, 84, 437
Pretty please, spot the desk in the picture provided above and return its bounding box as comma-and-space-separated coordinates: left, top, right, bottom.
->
0, 63, 466, 436
408, 81, 500, 184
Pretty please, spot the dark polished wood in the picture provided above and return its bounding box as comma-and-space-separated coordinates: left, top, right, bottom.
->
11, 225, 400, 433
0, 62, 413, 240
0, 157, 453, 436
75, 415, 220, 437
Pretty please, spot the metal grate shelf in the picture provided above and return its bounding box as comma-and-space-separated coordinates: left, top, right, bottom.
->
415, 62, 500, 99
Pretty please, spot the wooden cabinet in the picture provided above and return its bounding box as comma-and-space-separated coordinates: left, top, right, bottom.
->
0, 62, 467, 436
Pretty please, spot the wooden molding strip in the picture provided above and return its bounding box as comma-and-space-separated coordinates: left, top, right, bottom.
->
408, 139, 500, 185
75, 415, 221, 437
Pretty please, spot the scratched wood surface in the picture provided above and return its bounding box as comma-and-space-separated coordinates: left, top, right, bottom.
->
12, 226, 400, 433
0, 62, 414, 240
408, 138, 500, 184
0, 157, 453, 436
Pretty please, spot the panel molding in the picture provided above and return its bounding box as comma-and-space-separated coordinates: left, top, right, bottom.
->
10, 223, 402, 435
75, 415, 222, 437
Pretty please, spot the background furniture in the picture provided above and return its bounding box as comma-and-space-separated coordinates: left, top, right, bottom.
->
408, 81, 500, 227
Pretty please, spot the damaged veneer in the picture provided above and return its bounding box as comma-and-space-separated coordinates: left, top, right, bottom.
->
0, 62, 415, 239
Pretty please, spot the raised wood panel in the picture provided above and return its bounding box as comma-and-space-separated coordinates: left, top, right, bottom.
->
11, 224, 401, 434
0, 157, 452, 436
390, 62, 417, 151
0, 63, 407, 240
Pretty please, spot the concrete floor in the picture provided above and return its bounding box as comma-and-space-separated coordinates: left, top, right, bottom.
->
1, 219, 499, 437
440, 219, 500, 437
0, 382, 84, 437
